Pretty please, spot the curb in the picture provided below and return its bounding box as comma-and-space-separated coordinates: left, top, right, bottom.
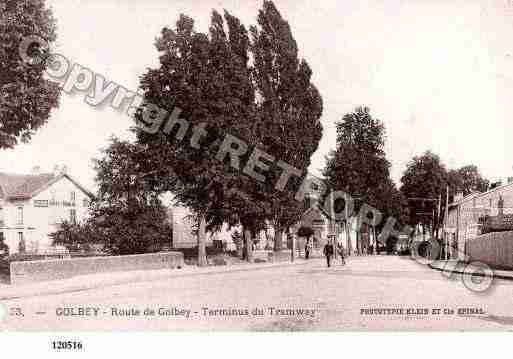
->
0, 259, 314, 301
428, 262, 513, 282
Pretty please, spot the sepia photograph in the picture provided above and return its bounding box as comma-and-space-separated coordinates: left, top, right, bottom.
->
1, 1, 513, 351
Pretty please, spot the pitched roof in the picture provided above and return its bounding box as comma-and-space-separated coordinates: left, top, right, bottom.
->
0, 172, 56, 200
0, 172, 94, 200
449, 182, 513, 207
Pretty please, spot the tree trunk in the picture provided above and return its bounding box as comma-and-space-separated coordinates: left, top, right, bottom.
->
197, 216, 207, 267
345, 220, 352, 256
356, 231, 360, 255
237, 235, 244, 259
244, 228, 253, 263
290, 231, 295, 262
274, 227, 283, 251
372, 226, 377, 255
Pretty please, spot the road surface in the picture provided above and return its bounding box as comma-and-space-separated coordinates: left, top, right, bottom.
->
1, 255, 513, 330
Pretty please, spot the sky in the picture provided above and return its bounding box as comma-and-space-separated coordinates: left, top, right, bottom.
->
2, 0, 513, 192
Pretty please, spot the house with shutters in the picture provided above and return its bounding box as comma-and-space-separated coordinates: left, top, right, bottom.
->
0, 166, 94, 255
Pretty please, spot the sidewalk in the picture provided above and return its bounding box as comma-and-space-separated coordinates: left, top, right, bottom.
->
429, 260, 513, 281
0, 258, 317, 301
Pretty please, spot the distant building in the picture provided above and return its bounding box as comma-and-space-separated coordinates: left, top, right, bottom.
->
170, 202, 236, 250
0, 167, 93, 254
293, 174, 367, 255
168, 174, 374, 255
445, 181, 513, 260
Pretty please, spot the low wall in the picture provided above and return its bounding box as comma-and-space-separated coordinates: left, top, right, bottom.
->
467, 231, 513, 270
9, 251, 184, 285
267, 250, 298, 262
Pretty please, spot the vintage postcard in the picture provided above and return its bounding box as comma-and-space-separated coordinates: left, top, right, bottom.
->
1, 0, 513, 340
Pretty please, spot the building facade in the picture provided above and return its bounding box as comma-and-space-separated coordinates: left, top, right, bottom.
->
445, 181, 513, 260
0, 169, 93, 255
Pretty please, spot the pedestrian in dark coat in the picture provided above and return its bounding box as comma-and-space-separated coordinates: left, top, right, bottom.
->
337, 242, 346, 265
305, 238, 312, 259
323, 240, 334, 267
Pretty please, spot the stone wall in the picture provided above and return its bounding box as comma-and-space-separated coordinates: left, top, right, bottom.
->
467, 231, 513, 270
267, 250, 293, 262
9, 251, 184, 285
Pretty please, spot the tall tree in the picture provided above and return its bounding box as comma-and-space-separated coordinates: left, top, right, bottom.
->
323, 106, 400, 253
448, 165, 489, 197
0, 0, 60, 149
250, 0, 323, 251
400, 151, 447, 236
135, 11, 263, 265
50, 138, 173, 255
89, 138, 172, 255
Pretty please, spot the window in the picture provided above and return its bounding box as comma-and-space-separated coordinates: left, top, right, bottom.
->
69, 209, 77, 225
83, 198, 89, 207
16, 206, 23, 225
70, 191, 76, 202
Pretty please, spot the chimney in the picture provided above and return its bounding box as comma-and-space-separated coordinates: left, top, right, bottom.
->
53, 164, 60, 177
53, 164, 68, 176
31, 166, 41, 175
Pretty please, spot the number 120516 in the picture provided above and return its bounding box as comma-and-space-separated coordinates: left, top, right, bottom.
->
51, 341, 83, 350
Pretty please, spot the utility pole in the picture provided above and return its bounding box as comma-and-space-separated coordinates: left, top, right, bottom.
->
290, 229, 295, 262
437, 193, 442, 239
344, 192, 351, 256
330, 192, 337, 259
444, 185, 449, 260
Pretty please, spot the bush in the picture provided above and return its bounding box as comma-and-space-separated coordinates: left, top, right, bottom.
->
297, 226, 314, 238
0, 258, 9, 279
50, 202, 173, 255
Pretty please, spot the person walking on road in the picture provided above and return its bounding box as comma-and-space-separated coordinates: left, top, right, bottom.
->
305, 238, 312, 259
337, 242, 346, 265
323, 240, 334, 267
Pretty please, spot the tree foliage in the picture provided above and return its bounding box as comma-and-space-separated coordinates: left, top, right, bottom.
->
0, 0, 60, 149
52, 138, 174, 255
134, 11, 262, 264
132, 2, 323, 262
50, 220, 99, 252
447, 165, 489, 197
400, 151, 490, 232
297, 226, 314, 238
249, 0, 323, 249
323, 106, 403, 225
400, 151, 447, 229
